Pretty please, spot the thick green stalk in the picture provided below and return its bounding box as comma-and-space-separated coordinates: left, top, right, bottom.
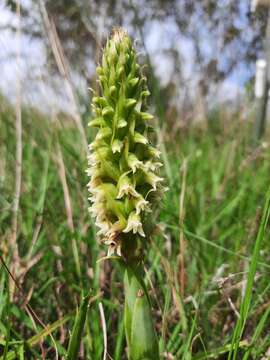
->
124, 263, 159, 360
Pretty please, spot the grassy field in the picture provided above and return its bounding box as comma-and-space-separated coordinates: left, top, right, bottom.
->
1, 95, 270, 359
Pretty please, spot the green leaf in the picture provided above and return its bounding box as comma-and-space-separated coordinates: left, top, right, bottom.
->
130, 292, 159, 360
124, 265, 159, 360
66, 293, 91, 360
228, 187, 270, 360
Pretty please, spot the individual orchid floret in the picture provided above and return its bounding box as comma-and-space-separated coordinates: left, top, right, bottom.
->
133, 196, 150, 215
123, 212, 145, 237
145, 173, 164, 190
117, 174, 140, 199
127, 154, 144, 173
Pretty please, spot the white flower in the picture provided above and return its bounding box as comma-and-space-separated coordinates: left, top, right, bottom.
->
107, 242, 122, 257
134, 196, 150, 215
96, 221, 111, 237
89, 202, 105, 217
105, 218, 127, 240
145, 172, 164, 190
123, 212, 145, 237
117, 175, 140, 199
87, 170, 103, 190
127, 154, 143, 173
143, 161, 163, 172
148, 147, 161, 158
112, 139, 123, 153
87, 153, 99, 166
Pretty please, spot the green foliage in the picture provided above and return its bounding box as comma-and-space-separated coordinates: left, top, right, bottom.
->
1, 93, 270, 359
228, 187, 270, 359
66, 293, 91, 360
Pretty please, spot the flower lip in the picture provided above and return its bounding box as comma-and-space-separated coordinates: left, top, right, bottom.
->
145, 172, 164, 190
134, 196, 150, 215
117, 174, 140, 199
112, 139, 123, 153
123, 211, 145, 237
144, 161, 163, 172
128, 153, 143, 173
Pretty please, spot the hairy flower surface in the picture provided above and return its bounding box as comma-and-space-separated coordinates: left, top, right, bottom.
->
87, 28, 164, 258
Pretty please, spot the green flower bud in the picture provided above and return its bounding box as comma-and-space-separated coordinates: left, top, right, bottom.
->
87, 28, 165, 259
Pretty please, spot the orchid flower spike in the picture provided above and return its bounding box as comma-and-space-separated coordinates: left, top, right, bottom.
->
87, 28, 165, 260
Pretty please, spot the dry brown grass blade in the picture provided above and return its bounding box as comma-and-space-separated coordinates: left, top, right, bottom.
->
99, 302, 109, 360
178, 159, 187, 296
54, 137, 81, 279
39, 0, 89, 156
55, 141, 74, 232
9, 0, 22, 299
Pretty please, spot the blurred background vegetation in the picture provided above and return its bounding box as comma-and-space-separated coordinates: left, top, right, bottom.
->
1, 0, 269, 122
1, 1, 270, 359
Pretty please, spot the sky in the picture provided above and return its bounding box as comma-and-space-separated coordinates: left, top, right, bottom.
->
0, 1, 257, 113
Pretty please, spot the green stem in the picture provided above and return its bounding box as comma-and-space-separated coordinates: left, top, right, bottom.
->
123, 263, 159, 360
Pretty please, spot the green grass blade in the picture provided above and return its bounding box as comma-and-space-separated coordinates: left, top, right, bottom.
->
179, 313, 197, 360
66, 293, 91, 360
228, 187, 270, 360
242, 306, 270, 360
193, 340, 248, 360
0, 313, 72, 360
113, 314, 124, 360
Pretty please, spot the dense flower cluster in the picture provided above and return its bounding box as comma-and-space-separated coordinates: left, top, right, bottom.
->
87, 28, 164, 257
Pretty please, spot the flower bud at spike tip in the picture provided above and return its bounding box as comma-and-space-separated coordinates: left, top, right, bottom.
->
87, 28, 165, 259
